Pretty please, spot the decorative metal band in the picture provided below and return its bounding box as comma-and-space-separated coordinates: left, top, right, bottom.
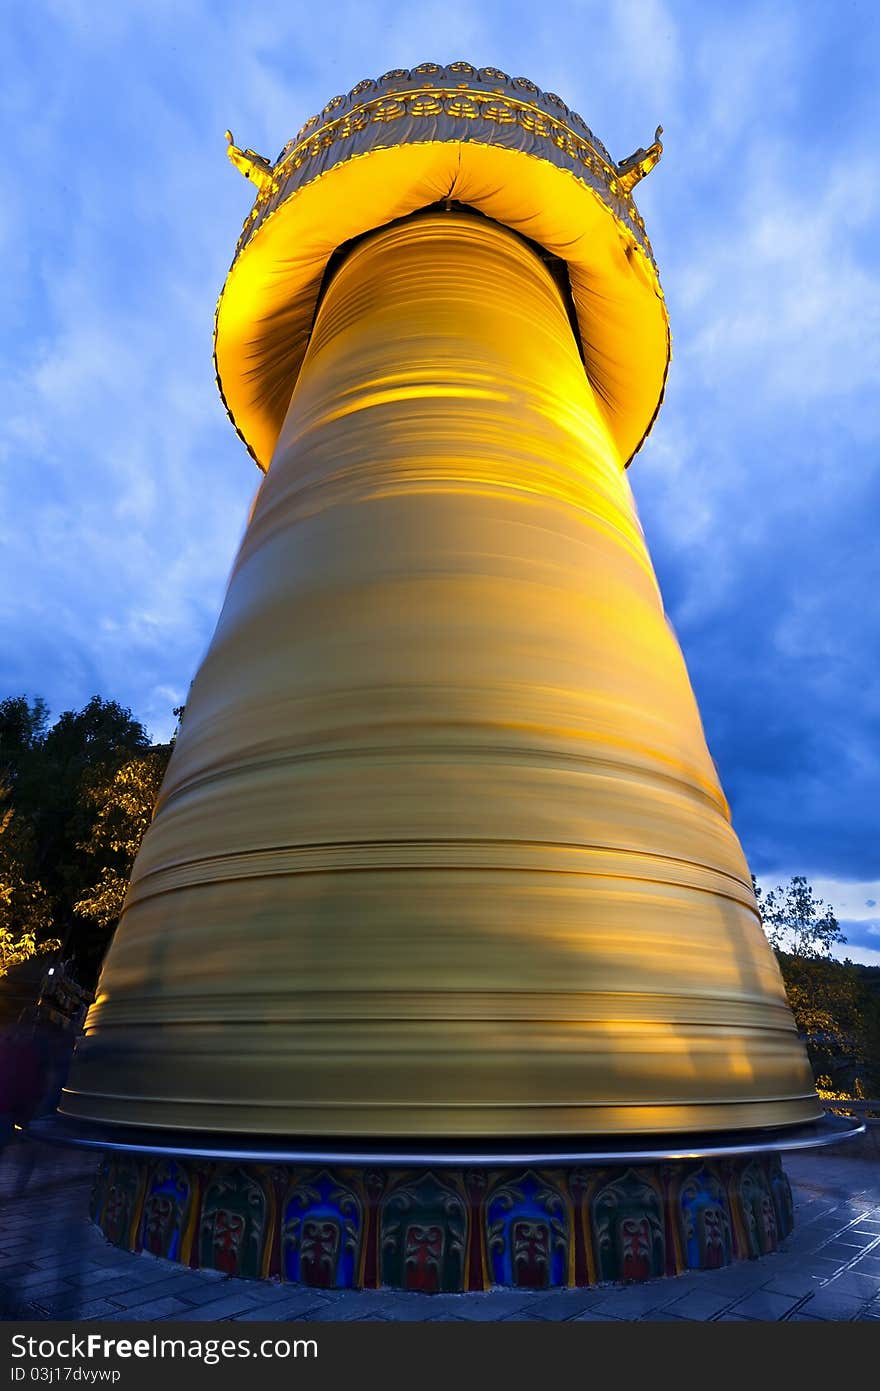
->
120, 840, 755, 914
230, 62, 656, 270
88, 1149, 797, 1289
35, 1113, 863, 1168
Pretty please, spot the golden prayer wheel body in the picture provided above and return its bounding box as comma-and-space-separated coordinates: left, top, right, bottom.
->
62, 68, 820, 1140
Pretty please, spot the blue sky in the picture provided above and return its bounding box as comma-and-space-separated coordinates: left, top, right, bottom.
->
2, 2, 878, 962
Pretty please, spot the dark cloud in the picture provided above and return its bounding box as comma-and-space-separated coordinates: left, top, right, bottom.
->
837, 918, 880, 953
2, 1, 877, 889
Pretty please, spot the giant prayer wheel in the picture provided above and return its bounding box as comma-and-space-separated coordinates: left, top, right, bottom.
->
62, 63, 820, 1151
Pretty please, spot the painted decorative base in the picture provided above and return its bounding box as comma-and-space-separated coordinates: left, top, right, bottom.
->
89, 1152, 793, 1290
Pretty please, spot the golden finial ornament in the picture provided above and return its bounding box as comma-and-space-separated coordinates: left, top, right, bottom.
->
616, 125, 664, 194
224, 130, 278, 195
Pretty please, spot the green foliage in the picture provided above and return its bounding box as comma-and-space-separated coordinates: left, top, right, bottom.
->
753, 874, 879, 1096
776, 951, 868, 1071
0, 804, 53, 941
0, 734, 53, 952
0, 693, 173, 986
0, 785, 60, 975
75, 752, 168, 928
0, 927, 62, 977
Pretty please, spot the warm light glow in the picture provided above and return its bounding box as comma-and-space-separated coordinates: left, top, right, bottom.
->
62, 211, 818, 1139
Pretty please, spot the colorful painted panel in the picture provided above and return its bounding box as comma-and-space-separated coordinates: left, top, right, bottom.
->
679, 1166, 733, 1271
89, 1149, 797, 1291
138, 1159, 192, 1262
593, 1168, 665, 1282
487, 1170, 569, 1288
380, 1172, 467, 1292
199, 1166, 268, 1278
769, 1156, 794, 1240
96, 1156, 144, 1250
282, 1169, 362, 1288
738, 1160, 781, 1258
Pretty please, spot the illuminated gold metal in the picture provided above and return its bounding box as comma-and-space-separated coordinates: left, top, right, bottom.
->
617, 126, 664, 194
212, 63, 670, 473
224, 131, 278, 196
63, 203, 820, 1138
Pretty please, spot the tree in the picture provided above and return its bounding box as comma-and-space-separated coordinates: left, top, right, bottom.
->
753, 874, 879, 1096
75, 749, 170, 934
18, 696, 151, 963
0, 695, 50, 764
754, 874, 846, 958
0, 779, 59, 978
777, 953, 867, 1081
0, 924, 61, 979
0, 802, 53, 942
0, 694, 171, 986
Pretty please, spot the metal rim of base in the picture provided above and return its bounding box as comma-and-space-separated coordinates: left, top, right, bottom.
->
31, 1110, 864, 1166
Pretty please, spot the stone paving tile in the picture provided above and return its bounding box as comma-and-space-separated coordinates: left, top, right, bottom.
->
662, 1290, 736, 1321
82, 1266, 201, 1300
794, 1290, 867, 1321
356, 1291, 549, 1323
729, 1289, 802, 1320
168, 1280, 248, 1310
6, 1278, 80, 1304
817, 1251, 878, 1274
63, 1264, 148, 1293
759, 1271, 832, 1299
30, 1296, 121, 1320
101, 1297, 195, 1321
209, 1278, 299, 1305
586, 1283, 683, 1317
90, 1252, 155, 1272
162, 1293, 264, 1322
514, 1290, 604, 1320
817, 1235, 878, 1257
118, 1258, 225, 1285
0, 1263, 41, 1280
325, 1298, 453, 1324
18, 1257, 103, 1283
498, 1310, 558, 1322
656, 1268, 760, 1298
801, 1256, 849, 1281
852, 1254, 880, 1275
821, 1270, 880, 1299
111, 1274, 243, 1309
299, 1299, 401, 1323
233, 1295, 333, 1322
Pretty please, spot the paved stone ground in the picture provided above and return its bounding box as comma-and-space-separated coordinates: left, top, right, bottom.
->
1, 1131, 878, 1323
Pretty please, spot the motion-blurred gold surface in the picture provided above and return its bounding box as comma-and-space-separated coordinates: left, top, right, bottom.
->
63, 213, 819, 1137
